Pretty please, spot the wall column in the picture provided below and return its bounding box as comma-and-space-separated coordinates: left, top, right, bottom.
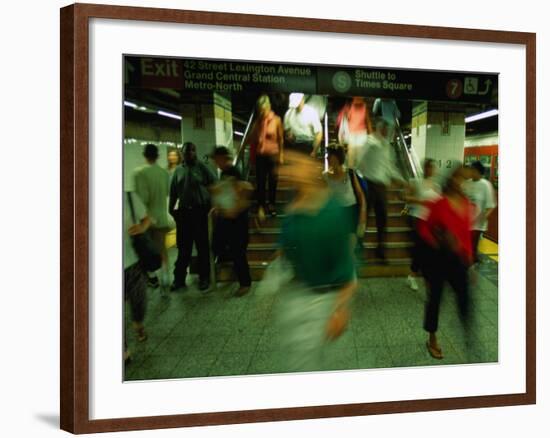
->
411, 101, 466, 172
180, 92, 233, 160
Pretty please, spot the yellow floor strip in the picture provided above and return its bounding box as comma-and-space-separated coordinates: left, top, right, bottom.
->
478, 237, 498, 255
165, 229, 177, 249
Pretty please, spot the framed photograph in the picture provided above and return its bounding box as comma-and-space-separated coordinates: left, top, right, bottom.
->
60, 3, 536, 433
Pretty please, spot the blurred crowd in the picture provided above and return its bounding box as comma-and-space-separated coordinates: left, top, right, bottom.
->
123, 92, 496, 369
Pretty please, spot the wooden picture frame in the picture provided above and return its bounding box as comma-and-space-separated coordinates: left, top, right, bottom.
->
60, 2, 536, 433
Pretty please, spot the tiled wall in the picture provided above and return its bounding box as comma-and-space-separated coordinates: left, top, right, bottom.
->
464, 132, 499, 147
181, 92, 234, 159
425, 120, 466, 167
411, 108, 465, 172
411, 122, 427, 164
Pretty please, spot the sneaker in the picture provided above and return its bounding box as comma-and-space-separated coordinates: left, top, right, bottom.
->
147, 276, 159, 289
407, 275, 419, 291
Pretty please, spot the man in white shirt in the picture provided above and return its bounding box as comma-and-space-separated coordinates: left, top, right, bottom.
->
372, 98, 401, 143
283, 93, 323, 158
133, 143, 171, 293
464, 160, 497, 263
356, 117, 404, 261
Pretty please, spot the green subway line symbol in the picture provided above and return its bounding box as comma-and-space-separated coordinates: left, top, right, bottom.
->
332, 71, 352, 93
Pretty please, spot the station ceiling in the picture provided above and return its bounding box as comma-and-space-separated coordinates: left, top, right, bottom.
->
124, 88, 498, 137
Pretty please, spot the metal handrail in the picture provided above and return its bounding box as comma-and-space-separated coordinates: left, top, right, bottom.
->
394, 117, 422, 180
389, 131, 408, 180
403, 119, 423, 178
233, 109, 256, 179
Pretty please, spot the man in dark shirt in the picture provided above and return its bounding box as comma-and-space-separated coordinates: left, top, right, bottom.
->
169, 142, 216, 291
211, 146, 252, 296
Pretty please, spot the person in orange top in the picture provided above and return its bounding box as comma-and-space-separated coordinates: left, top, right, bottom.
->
417, 161, 476, 360
246, 94, 284, 219
337, 96, 373, 168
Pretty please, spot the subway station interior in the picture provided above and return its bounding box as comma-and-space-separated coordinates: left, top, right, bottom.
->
123, 56, 499, 380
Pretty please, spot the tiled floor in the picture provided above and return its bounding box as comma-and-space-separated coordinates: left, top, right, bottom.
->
125, 250, 498, 381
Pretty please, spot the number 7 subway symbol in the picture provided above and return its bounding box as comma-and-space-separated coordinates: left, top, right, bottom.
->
478, 79, 492, 95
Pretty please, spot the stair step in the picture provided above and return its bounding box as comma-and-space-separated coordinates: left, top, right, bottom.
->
367, 214, 410, 227
248, 175, 294, 189
248, 226, 412, 244
248, 174, 406, 197
216, 258, 412, 281
247, 241, 413, 249
247, 248, 410, 262
365, 227, 411, 242
249, 199, 406, 215
248, 214, 285, 228
251, 202, 288, 215
248, 229, 281, 244
246, 241, 413, 261
250, 187, 295, 203
248, 213, 410, 229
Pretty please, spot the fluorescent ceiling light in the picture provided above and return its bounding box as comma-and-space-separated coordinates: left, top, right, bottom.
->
124, 101, 149, 111
157, 110, 182, 120
234, 131, 244, 137
465, 109, 498, 123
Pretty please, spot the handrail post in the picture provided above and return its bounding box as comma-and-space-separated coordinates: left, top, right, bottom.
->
395, 117, 422, 180
233, 109, 255, 170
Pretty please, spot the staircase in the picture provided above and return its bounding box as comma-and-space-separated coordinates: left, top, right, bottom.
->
215, 175, 413, 281
215, 102, 417, 282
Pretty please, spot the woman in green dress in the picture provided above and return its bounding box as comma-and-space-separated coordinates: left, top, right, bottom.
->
274, 150, 358, 372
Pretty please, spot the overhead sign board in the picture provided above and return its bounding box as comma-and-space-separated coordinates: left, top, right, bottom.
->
125, 56, 497, 104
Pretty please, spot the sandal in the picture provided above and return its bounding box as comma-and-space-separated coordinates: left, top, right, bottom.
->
426, 341, 444, 360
